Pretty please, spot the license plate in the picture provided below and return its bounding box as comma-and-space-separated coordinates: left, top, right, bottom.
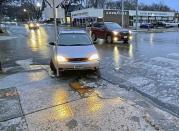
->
124, 36, 128, 39
74, 65, 83, 69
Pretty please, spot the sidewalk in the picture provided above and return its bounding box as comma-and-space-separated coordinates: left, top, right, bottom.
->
0, 65, 179, 131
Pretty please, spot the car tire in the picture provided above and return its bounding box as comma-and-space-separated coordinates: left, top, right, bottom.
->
91, 33, 97, 42
50, 60, 57, 74
123, 40, 129, 44
106, 35, 113, 44
95, 68, 101, 77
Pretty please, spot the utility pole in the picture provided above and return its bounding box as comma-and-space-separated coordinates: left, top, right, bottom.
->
52, 0, 59, 76
121, 0, 124, 28
0, 62, 2, 72
136, 0, 139, 30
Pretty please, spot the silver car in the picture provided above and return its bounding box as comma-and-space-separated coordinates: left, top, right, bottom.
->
49, 30, 100, 73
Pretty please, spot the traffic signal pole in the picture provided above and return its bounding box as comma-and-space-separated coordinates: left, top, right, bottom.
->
136, 0, 139, 30
52, 0, 59, 76
121, 0, 124, 28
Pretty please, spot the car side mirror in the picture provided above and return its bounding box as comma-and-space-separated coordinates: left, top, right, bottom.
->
48, 42, 55, 46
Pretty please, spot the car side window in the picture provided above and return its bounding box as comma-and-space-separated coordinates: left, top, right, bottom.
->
93, 23, 99, 28
98, 24, 105, 29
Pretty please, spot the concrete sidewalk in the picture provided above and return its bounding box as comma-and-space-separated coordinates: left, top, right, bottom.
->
0, 65, 179, 131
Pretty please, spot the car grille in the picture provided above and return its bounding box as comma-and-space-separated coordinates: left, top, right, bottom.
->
67, 58, 88, 62
121, 32, 129, 36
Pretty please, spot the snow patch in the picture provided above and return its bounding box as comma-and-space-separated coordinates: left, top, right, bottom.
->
15, 59, 33, 69
0, 36, 17, 41
128, 77, 152, 87
151, 57, 179, 66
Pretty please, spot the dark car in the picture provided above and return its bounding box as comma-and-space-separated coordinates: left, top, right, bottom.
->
28, 22, 40, 30
91, 22, 132, 43
152, 21, 166, 28
140, 23, 154, 29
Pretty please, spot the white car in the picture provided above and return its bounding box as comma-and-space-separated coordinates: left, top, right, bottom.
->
49, 30, 100, 74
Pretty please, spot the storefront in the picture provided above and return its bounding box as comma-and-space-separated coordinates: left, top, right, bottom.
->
71, 8, 176, 28
103, 10, 129, 28
129, 10, 175, 27
71, 8, 103, 27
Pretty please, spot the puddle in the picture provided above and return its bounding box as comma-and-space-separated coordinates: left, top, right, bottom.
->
69, 81, 95, 97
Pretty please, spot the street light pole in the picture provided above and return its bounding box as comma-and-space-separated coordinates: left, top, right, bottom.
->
121, 0, 124, 28
136, 0, 139, 30
36, 2, 41, 20
52, 0, 59, 76
24, 9, 30, 21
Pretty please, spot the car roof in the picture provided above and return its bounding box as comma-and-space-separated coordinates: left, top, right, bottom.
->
59, 29, 87, 34
104, 22, 116, 24
94, 22, 116, 24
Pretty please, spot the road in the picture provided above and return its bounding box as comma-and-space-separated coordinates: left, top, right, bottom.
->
0, 25, 179, 117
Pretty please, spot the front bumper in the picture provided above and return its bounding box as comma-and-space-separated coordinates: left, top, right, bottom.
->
29, 26, 39, 30
56, 61, 100, 71
113, 35, 132, 41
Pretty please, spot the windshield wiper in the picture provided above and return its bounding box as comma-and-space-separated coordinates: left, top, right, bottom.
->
58, 44, 70, 46
59, 44, 92, 46
73, 44, 92, 46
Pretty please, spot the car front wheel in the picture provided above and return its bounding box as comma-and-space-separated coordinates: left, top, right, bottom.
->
50, 60, 57, 74
91, 33, 97, 42
123, 40, 129, 44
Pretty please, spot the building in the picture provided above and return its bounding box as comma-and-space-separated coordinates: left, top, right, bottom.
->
175, 12, 179, 22
71, 8, 103, 27
129, 10, 175, 27
71, 8, 176, 27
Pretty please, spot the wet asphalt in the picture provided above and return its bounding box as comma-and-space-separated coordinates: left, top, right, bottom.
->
0, 25, 179, 117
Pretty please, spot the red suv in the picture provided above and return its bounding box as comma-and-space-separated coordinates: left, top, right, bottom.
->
91, 22, 132, 43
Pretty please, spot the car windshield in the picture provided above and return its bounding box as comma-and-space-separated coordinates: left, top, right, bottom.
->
105, 23, 122, 29
58, 33, 92, 46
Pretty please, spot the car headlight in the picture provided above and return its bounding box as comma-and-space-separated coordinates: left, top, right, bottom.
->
57, 55, 67, 62
89, 54, 99, 61
129, 30, 132, 34
113, 31, 119, 36
29, 23, 34, 27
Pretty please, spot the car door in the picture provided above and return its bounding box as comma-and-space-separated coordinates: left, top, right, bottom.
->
91, 23, 100, 37
98, 23, 106, 39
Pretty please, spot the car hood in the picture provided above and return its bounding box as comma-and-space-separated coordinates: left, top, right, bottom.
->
112, 28, 129, 33
57, 45, 97, 58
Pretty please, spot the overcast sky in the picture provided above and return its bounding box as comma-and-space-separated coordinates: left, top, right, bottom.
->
139, 0, 179, 11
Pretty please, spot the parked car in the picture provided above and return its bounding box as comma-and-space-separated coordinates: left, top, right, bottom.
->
152, 21, 166, 28
91, 22, 132, 43
49, 30, 100, 74
140, 23, 154, 29
28, 22, 40, 30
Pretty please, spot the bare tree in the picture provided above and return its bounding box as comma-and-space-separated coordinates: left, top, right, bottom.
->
105, 0, 173, 11
86, 0, 106, 8
58, 0, 84, 23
